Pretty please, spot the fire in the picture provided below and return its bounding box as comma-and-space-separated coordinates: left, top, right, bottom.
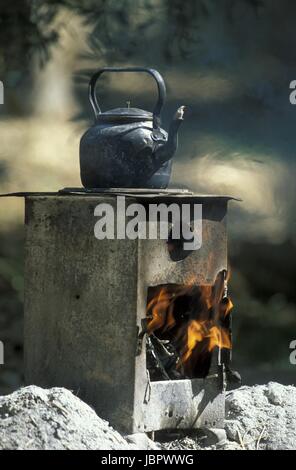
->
146, 285, 188, 333
182, 322, 231, 363
146, 270, 233, 378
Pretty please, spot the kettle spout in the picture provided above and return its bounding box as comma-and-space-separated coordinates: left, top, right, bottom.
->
154, 105, 186, 165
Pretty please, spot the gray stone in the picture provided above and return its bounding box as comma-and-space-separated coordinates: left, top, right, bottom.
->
125, 433, 160, 450
201, 428, 227, 446
225, 382, 296, 450
0, 385, 135, 450
224, 419, 244, 441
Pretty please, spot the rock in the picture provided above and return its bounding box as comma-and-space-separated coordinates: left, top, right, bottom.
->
125, 433, 160, 450
265, 382, 286, 406
223, 419, 244, 441
220, 441, 242, 450
0, 385, 135, 450
201, 428, 227, 447
1, 382, 295, 450
225, 382, 296, 450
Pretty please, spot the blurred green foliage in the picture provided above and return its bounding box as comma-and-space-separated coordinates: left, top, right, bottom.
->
230, 240, 296, 383
0, 0, 263, 79
0, 228, 24, 394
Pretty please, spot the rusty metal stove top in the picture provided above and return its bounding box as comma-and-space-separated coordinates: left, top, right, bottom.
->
0, 187, 241, 201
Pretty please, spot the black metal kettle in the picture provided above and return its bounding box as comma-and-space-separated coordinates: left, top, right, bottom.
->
79, 67, 185, 189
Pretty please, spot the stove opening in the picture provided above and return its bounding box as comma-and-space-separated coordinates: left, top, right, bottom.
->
145, 270, 232, 381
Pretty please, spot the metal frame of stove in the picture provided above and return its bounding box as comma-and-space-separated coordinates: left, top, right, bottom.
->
22, 190, 237, 434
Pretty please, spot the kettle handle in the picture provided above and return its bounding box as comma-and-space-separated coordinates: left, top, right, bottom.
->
89, 67, 166, 130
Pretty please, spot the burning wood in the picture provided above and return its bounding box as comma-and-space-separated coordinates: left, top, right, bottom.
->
146, 271, 233, 380
146, 334, 184, 381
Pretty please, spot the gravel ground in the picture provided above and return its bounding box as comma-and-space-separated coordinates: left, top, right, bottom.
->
0, 382, 295, 450
161, 382, 296, 450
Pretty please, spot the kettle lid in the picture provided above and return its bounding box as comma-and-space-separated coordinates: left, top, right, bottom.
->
97, 107, 153, 123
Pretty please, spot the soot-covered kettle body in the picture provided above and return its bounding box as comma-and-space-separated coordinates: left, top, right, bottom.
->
79, 67, 185, 189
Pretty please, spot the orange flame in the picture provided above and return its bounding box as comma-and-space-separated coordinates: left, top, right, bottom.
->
146, 271, 233, 376
182, 321, 231, 364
